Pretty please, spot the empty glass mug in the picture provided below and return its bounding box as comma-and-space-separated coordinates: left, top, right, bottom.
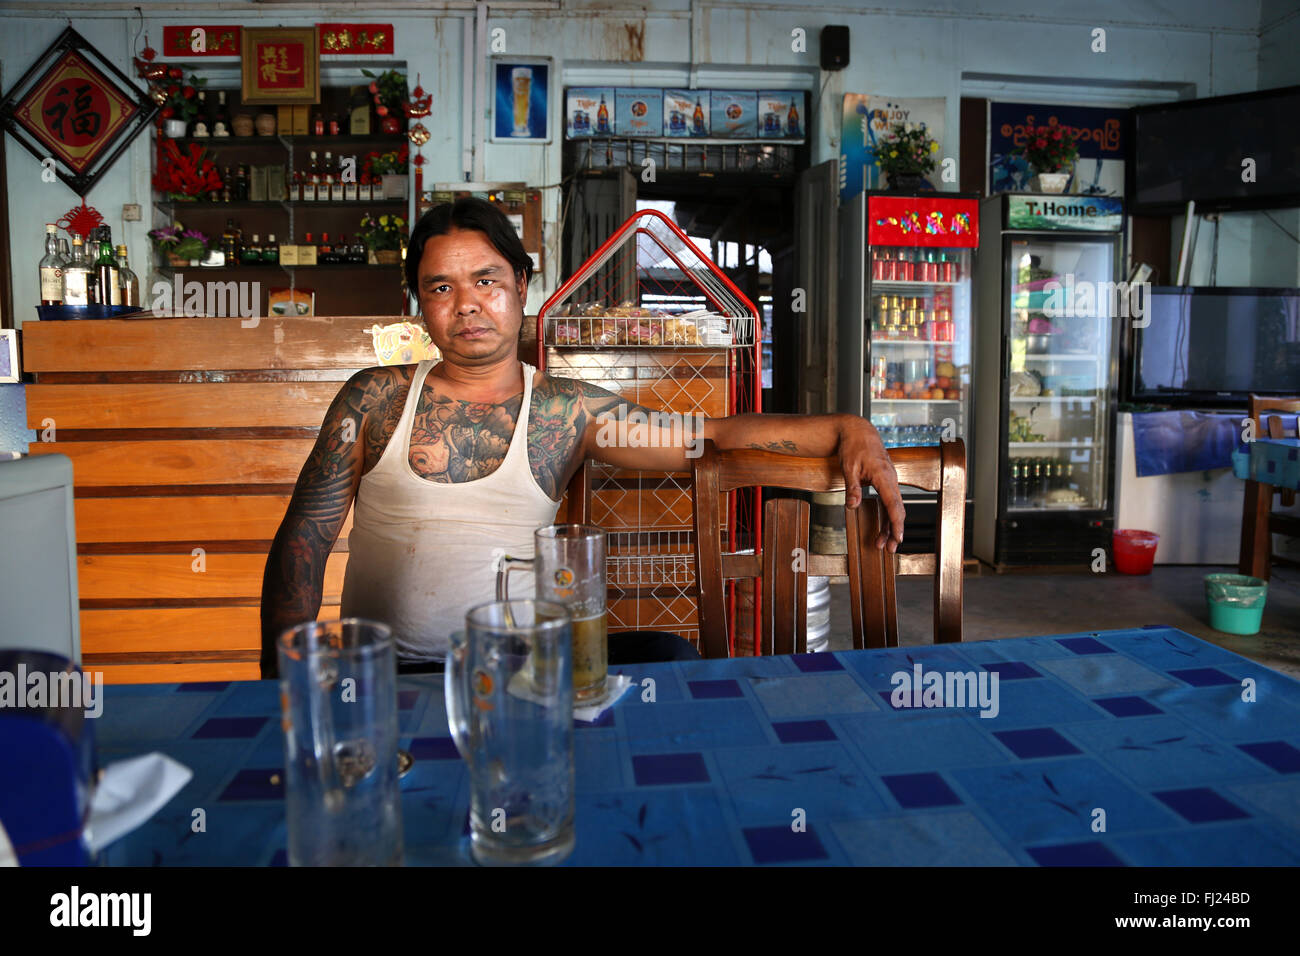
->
497, 524, 608, 702
278, 618, 403, 866
446, 600, 575, 866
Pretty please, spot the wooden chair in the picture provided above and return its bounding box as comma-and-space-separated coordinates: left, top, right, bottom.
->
1239, 395, 1300, 580
691, 439, 966, 658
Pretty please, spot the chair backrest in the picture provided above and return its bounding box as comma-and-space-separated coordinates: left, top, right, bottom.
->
691, 439, 966, 658
0, 454, 81, 662
1250, 394, 1300, 506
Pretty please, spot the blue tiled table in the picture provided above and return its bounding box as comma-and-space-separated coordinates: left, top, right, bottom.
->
96, 626, 1300, 866
1233, 438, 1300, 492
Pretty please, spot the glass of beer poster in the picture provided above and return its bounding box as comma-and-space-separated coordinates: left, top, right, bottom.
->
511, 67, 532, 136
498, 524, 607, 702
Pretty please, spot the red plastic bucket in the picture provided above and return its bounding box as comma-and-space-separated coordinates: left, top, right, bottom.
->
1113, 529, 1159, 574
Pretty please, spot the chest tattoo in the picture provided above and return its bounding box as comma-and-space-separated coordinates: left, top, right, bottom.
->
408, 387, 523, 482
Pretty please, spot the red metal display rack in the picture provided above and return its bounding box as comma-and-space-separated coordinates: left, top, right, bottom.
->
537, 209, 762, 655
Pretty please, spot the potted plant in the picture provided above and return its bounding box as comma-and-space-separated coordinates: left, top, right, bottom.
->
874, 121, 940, 191
149, 223, 211, 267
361, 68, 408, 135
157, 72, 205, 137
358, 213, 408, 265
1013, 123, 1080, 193
153, 139, 224, 201
364, 145, 410, 199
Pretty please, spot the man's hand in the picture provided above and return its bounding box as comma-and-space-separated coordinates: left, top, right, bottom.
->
831, 416, 904, 552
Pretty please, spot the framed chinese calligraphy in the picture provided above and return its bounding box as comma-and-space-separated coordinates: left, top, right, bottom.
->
0, 27, 158, 196
240, 26, 320, 105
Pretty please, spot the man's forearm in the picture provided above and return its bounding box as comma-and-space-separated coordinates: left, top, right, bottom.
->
708, 412, 851, 457
259, 523, 329, 679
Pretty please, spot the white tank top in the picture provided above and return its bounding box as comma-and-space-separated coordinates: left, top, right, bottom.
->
340, 360, 561, 661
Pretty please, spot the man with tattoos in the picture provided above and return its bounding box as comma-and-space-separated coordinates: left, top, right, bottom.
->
260, 198, 905, 678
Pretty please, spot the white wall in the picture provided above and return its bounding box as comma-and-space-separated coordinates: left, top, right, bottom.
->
0, 0, 1275, 328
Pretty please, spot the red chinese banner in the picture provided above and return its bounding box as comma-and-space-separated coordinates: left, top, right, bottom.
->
162, 26, 241, 57
867, 195, 980, 248
319, 24, 394, 54
11, 50, 138, 173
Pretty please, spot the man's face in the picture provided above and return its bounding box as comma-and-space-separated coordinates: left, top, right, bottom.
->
416, 226, 528, 366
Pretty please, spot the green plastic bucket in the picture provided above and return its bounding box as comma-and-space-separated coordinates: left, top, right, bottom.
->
1204, 574, 1268, 635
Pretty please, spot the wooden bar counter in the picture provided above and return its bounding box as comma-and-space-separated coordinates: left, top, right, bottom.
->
22, 316, 422, 684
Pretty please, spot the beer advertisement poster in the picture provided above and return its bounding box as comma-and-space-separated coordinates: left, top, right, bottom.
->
757, 91, 804, 139
663, 89, 709, 137
710, 90, 757, 138
615, 88, 663, 137
565, 87, 612, 138
492, 58, 550, 143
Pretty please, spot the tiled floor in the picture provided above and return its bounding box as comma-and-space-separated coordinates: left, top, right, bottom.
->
826, 565, 1300, 681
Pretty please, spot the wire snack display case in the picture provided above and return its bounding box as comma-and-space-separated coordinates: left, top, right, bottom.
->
538, 209, 762, 655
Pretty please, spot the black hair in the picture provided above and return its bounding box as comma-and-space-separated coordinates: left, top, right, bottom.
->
404, 197, 534, 302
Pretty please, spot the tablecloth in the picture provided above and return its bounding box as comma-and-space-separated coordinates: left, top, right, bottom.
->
95, 625, 1300, 866
1233, 438, 1300, 492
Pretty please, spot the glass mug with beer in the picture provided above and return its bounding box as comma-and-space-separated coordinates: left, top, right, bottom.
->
498, 524, 608, 702
511, 67, 532, 136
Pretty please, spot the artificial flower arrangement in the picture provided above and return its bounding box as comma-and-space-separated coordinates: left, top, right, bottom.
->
149, 222, 212, 264
153, 139, 223, 200
358, 213, 408, 252
360, 68, 409, 118
1013, 122, 1080, 174
874, 121, 941, 180
157, 72, 207, 129
363, 144, 410, 177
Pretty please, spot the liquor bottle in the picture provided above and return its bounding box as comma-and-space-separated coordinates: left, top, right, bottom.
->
57, 238, 70, 274
39, 223, 65, 306
221, 166, 232, 203
235, 164, 249, 202
223, 218, 238, 261
192, 91, 208, 136
318, 232, 334, 264
94, 227, 121, 307
344, 166, 358, 202
263, 234, 279, 264
305, 151, 319, 201
312, 111, 325, 136
302, 231, 316, 265
359, 174, 371, 203
215, 91, 231, 134
288, 165, 302, 202
242, 234, 262, 264
596, 94, 609, 134
1030, 460, 1043, 505
787, 98, 799, 135
321, 151, 336, 201
328, 112, 341, 136
1009, 460, 1022, 507
693, 97, 705, 135
63, 237, 91, 306
115, 245, 139, 307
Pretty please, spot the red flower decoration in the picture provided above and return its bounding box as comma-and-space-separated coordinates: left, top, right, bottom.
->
152, 139, 223, 198
1034, 137, 1047, 148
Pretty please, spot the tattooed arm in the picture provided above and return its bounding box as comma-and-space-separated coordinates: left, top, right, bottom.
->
555, 375, 905, 552
259, 367, 409, 678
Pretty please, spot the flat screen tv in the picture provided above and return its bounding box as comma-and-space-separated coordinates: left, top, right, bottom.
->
1131, 287, 1300, 405
1130, 86, 1300, 213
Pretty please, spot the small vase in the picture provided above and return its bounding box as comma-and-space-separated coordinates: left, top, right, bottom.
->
380, 115, 402, 135
886, 172, 924, 192
232, 114, 254, 137
166, 252, 189, 267
374, 249, 401, 266
163, 118, 188, 138
255, 112, 277, 136
1036, 172, 1070, 194
381, 174, 409, 199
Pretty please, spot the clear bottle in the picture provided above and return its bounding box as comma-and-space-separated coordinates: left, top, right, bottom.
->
39, 223, 65, 306
305, 151, 319, 201
115, 245, 139, 308
95, 227, 121, 306
263, 233, 279, 264
63, 237, 90, 306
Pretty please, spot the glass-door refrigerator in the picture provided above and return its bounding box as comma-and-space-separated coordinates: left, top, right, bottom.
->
839, 191, 980, 544
973, 193, 1125, 568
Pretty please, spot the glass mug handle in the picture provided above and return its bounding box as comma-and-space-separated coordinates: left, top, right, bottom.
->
495, 555, 534, 602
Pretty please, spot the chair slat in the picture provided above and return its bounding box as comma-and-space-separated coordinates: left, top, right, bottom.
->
761, 498, 809, 656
